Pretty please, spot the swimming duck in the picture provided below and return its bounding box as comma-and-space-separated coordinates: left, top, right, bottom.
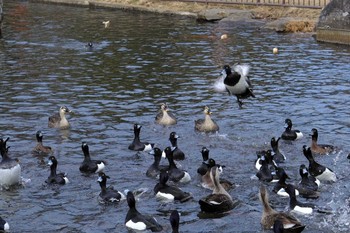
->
197, 147, 210, 176
128, 124, 155, 152
154, 171, 192, 203
272, 167, 299, 197
169, 132, 185, 160
155, 103, 177, 126
46, 156, 69, 185
146, 148, 165, 178
256, 155, 275, 182
259, 185, 305, 232
125, 191, 163, 232
285, 184, 314, 215
164, 147, 191, 183
48, 106, 72, 129
255, 149, 277, 171
222, 64, 255, 108
297, 164, 320, 194
79, 142, 105, 174
302, 146, 336, 182
270, 137, 286, 163
200, 158, 233, 191
32, 131, 53, 155
281, 119, 303, 140
310, 128, 335, 155
170, 210, 180, 233
0, 138, 21, 187
194, 106, 219, 133
199, 165, 237, 213
97, 172, 124, 203
0, 216, 9, 232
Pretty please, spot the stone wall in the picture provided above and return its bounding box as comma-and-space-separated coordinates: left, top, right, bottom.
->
316, 0, 350, 45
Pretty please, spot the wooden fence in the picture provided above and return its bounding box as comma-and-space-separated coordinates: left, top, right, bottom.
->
165, 0, 331, 9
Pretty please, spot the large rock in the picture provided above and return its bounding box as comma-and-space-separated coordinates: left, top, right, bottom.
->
197, 9, 252, 22
316, 0, 350, 45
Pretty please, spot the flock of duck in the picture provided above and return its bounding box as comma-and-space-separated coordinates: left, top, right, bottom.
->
0, 64, 341, 232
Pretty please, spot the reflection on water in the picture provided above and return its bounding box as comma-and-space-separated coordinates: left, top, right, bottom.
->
1, 1, 350, 232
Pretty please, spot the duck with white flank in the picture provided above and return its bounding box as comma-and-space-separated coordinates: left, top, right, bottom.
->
194, 106, 219, 133
200, 158, 233, 191
128, 124, 155, 152
154, 171, 192, 203
0, 138, 21, 187
273, 167, 299, 197
163, 147, 191, 183
284, 184, 314, 215
170, 210, 180, 233
48, 106, 72, 129
297, 164, 320, 199
259, 185, 305, 232
310, 128, 336, 155
32, 131, 53, 155
79, 142, 105, 174
155, 103, 177, 125
97, 172, 124, 203
255, 149, 276, 171
0, 216, 9, 232
303, 146, 336, 182
125, 191, 163, 232
199, 165, 238, 213
270, 137, 286, 163
46, 156, 69, 185
168, 132, 185, 160
281, 119, 303, 140
256, 155, 275, 183
222, 64, 255, 108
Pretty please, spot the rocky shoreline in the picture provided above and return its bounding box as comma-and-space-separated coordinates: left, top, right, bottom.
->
30, 0, 320, 33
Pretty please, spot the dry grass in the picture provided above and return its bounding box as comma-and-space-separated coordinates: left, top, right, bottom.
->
285, 20, 316, 32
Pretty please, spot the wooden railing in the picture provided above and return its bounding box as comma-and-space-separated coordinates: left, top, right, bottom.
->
165, 0, 331, 9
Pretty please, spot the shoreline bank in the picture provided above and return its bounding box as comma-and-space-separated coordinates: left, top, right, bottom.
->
29, 0, 321, 33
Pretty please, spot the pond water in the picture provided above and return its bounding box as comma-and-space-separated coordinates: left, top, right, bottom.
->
0, 1, 350, 232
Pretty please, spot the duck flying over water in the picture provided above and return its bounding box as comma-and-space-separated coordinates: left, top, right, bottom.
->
222, 64, 255, 108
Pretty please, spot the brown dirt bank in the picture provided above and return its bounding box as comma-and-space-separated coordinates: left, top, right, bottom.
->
32, 0, 322, 32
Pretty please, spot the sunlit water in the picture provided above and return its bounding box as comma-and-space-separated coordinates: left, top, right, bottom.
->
0, 1, 349, 232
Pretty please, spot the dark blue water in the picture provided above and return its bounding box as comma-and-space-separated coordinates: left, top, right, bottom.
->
0, 1, 349, 232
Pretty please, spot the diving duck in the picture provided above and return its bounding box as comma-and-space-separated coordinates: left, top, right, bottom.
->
164, 147, 191, 183
155, 103, 177, 125
46, 156, 69, 185
0, 138, 21, 187
197, 147, 210, 176
310, 128, 335, 155
168, 132, 185, 160
0, 216, 9, 232
270, 137, 286, 163
281, 119, 303, 140
128, 124, 154, 152
194, 106, 219, 133
125, 191, 163, 232
79, 142, 105, 174
170, 210, 180, 233
285, 184, 314, 215
297, 164, 320, 199
97, 172, 124, 203
32, 131, 53, 155
48, 106, 72, 129
146, 148, 166, 178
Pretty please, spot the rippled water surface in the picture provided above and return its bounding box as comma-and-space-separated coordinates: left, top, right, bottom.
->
1, 1, 350, 232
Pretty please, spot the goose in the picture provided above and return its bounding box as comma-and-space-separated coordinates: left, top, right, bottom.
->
154, 171, 192, 203
32, 131, 53, 155
155, 103, 177, 125
310, 128, 335, 155
46, 156, 69, 185
259, 185, 305, 232
281, 119, 303, 140
97, 172, 124, 203
128, 124, 154, 152
79, 142, 105, 174
199, 165, 237, 213
125, 191, 163, 232
222, 64, 255, 108
0, 138, 21, 187
48, 106, 72, 129
194, 106, 219, 133
303, 146, 336, 182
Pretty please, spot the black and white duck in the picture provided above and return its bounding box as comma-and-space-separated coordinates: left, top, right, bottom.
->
97, 172, 124, 203
0, 138, 21, 187
163, 147, 191, 183
168, 132, 185, 160
46, 156, 69, 185
128, 124, 155, 152
281, 119, 303, 141
79, 142, 105, 174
